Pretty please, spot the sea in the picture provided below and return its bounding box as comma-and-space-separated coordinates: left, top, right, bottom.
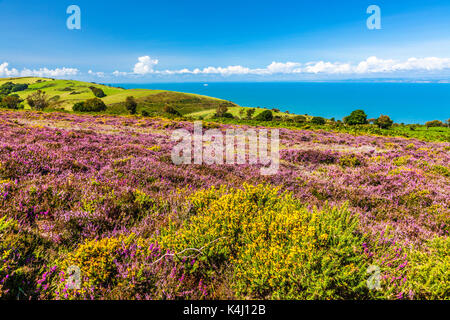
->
115, 82, 450, 124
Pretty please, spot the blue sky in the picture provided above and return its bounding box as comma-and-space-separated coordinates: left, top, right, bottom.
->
1, 0, 450, 82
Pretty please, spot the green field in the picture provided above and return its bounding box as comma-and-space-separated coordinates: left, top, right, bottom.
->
0, 77, 238, 116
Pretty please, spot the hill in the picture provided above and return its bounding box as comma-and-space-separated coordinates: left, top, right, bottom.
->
0, 77, 241, 116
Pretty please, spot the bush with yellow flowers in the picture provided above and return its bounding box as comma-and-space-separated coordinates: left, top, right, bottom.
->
405, 236, 450, 299
44, 233, 203, 300
159, 183, 371, 299
0, 216, 49, 299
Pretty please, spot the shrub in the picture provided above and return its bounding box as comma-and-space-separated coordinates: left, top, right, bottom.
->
89, 86, 106, 98
425, 120, 445, 128
159, 184, 370, 299
339, 154, 363, 168
0, 217, 47, 299
221, 112, 234, 119
293, 115, 307, 123
125, 96, 137, 115
246, 108, 256, 120
344, 109, 368, 125
26, 90, 50, 110
163, 105, 181, 116
311, 116, 326, 125
375, 115, 394, 129
255, 110, 273, 121
12, 83, 28, 92
1, 94, 23, 109
214, 104, 229, 118
0, 82, 14, 95
73, 98, 107, 112
431, 165, 450, 177
72, 102, 85, 112
44, 234, 199, 300
0, 82, 26, 95
281, 149, 339, 165
405, 237, 450, 299
141, 110, 149, 117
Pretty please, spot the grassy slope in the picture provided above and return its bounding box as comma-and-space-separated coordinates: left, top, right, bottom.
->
1, 77, 238, 115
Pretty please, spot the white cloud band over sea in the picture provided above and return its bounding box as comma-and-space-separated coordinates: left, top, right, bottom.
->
2, 56, 450, 80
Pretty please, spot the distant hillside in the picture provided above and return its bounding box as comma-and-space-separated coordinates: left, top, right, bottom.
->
0, 77, 241, 116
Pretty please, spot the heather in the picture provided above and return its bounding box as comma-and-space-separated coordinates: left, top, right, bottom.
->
0, 109, 449, 300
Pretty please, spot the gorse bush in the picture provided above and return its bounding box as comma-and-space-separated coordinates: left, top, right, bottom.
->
159, 184, 370, 299
405, 236, 450, 299
0, 216, 48, 299
43, 234, 201, 300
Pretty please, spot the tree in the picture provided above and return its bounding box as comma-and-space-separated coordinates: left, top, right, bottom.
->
85, 98, 107, 112
425, 120, 445, 128
1, 94, 23, 109
255, 110, 273, 121
0, 82, 14, 95
374, 115, 394, 129
89, 86, 106, 98
311, 116, 326, 125
73, 98, 107, 112
26, 90, 50, 110
446, 118, 450, 128
215, 104, 229, 117
11, 83, 28, 93
125, 96, 137, 114
343, 109, 368, 125
246, 108, 256, 120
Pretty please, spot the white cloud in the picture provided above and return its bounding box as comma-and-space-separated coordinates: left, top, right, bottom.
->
265, 61, 302, 74
6, 55, 450, 80
0, 62, 19, 77
20, 67, 79, 77
88, 70, 105, 77
113, 70, 128, 77
303, 61, 352, 74
0, 62, 79, 78
354, 56, 396, 73
391, 57, 450, 71
133, 56, 159, 74
141, 56, 450, 76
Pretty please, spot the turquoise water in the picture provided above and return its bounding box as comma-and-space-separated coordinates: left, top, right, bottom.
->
116, 82, 450, 124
